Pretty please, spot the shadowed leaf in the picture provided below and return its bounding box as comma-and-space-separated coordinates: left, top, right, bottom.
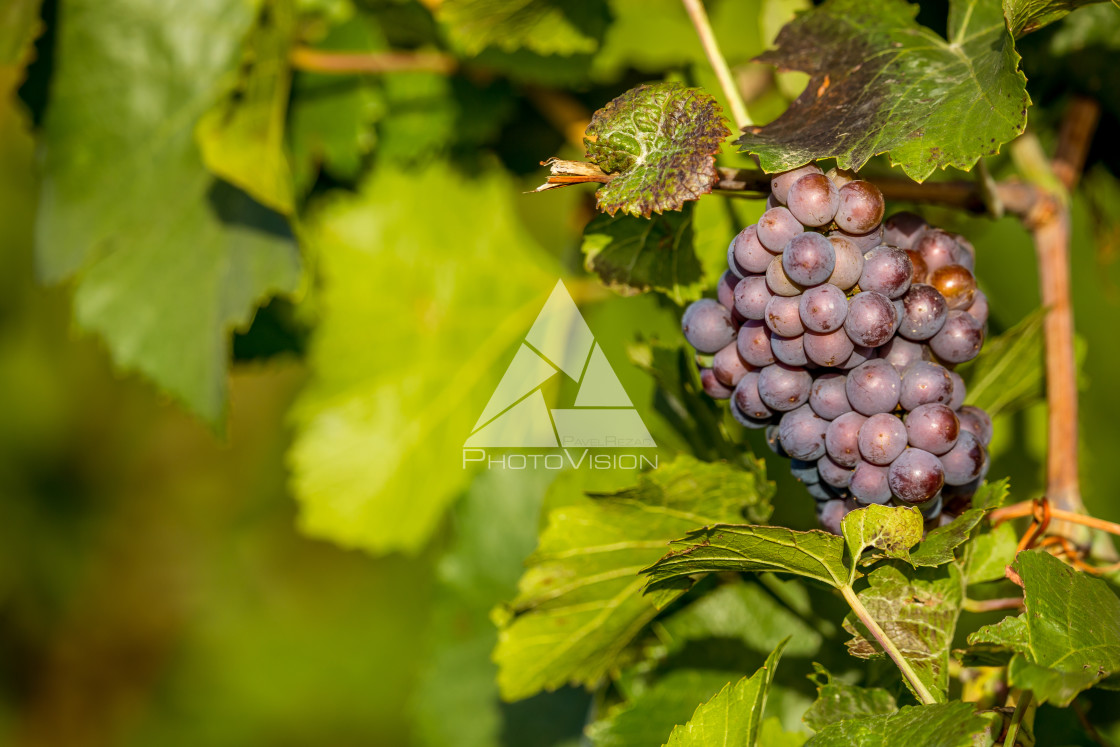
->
802, 663, 896, 731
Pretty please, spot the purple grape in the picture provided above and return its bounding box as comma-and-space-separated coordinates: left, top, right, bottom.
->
845, 359, 901, 415
859, 246, 913, 299
734, 275, 772, 320
858, 413, 908, 465
833, 225, 884, 252
949, 371, 966, 410
915, 228, 962, 274
818, 454, 854, 488
840, 345, 874, 371
730, 398, 770, 429
800, 284, 848, 333
765, 425, 788, 457
766, 255, 804, 297
920, 494, 943, 520
771, 163, 823, 204
851, 461, 892, 504
826, 167, 858, 188
787, 173, 840, 227
929, 310, 984, 364
766, 192, 781, 210
939, 430, 985, 485
778, 404, 829, 460
804, 328, 855, 367
826, 235, 866, 290
844, 291, 897, 347
888, 448, 945, 504
956, 406, 993, 446
713, 342, 751, 387
929, 264, 977, 310
730, 225, 776, 274
818, 498, 859, 535
737, 320, 776, 367
764, 294, 806, 337
965, 289, 989, 325
783, 233, 836, 286
882, 211, 928, 249
809, 372, 852, 420
757, 207, 804, 252
899, 360, 954, 410
905, 403, 959, 455
682, 299, 737, 353
717, 270, 739, 311
878, 336, 930, 373
700, 368, 733, 399
772, 335, 808, 366
898, 284, 949, 341
834, 180, 885, 234
791, 458, 821, 484
953, 233, 976, 271
807, 482, 842, 502
892, 298, 905, 335
758, 362, 813, 412
733, 371, 773, 420
825, 411, 868, 467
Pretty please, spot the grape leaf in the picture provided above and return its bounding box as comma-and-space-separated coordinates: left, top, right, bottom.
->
804, 702, 994, 747
35, 0, 302, 426
1003, 0, 1116, 37
841, 504, 924, 569
962, 309, 1045, 418
967, 550, 1120, 705
584, 83, 731, 218
737, 0, 1029, 181
802, 663, 896, 731
494, 457, 771, 701
909, 508, 987, 567
962, 522, 1017, 584
438, 0, 608, 56
581, 207, 704, 303
663, 639, 788, 747
196, 0, 296, 215
288, 164, 555, 554
642, 525, 849, 592
970, 477, 1011, 511
843, 564, 963, 703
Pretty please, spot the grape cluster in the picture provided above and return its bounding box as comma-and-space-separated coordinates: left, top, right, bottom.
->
681, 164, 992, 534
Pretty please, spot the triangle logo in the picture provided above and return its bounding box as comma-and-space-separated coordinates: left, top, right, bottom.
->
465, 280, 655, 449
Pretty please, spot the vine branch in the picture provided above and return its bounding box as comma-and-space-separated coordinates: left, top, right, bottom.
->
681, 0, 751, 132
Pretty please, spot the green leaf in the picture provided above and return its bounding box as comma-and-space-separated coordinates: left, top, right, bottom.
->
36, 0, 302, 426
585, 83, 731, 217
438, 0, 608, 56
967, 550, 1120, 705
962, 309, 1045, 418
841, 504, 924, 568
843, 564, 963, 703
663, 638, 788, 747
581, 207, 704, 303
910, 508, 987, 567
642, 525, 848, 592
804, 702, 994, 747
0, 0, 41, 69
1003, 0, 1114, 37
494, 457, 770, 701
970, 478, 1011, 511
196, 0, 296, 215
962, 521, 1017, 584
288, 164, 555, 554
802, 663, 897, 732
737, 0, 1029, 181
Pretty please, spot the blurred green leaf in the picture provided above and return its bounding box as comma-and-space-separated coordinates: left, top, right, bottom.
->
962, 522, 1017, 584
1003, 0, 1115, 37
585, 83, 730, 217
842, 564, 962, 703
0, 0, 41, 67
802, 663, 896, 731
36, 0, 302, 426
737, 0, 1028, 181
909, 508, 987, 567
963, 309, 1045, 418
662, 639, 788, 747
289, 163, 555, 554
438, 0, 608, 56
804, 702, 994, 746
582, 209, 704, 303
841, 504, 923, 569
968, 550, 1120, 706
494, 456, 771, 701
196, 0, 296, 214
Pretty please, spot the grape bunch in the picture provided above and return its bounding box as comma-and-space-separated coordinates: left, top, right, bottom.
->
681, 163, 992, 534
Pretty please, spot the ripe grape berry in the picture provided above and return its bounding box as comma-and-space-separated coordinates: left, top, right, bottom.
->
681, 162, 991, 533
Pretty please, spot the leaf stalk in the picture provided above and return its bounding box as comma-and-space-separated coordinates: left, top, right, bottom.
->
681, 0, 751, 131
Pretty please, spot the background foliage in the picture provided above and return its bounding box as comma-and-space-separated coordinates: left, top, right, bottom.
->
2, 0, 1120, 744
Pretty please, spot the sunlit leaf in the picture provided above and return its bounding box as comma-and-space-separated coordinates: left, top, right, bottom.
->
804, 702, 994, 746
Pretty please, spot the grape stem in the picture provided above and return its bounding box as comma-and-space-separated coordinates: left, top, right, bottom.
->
962, 597, 1024, 613
680, 0, 752, 132
991, 502, 1120, 538
1003, 689, 1034, 746
840, 585, 938, 705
